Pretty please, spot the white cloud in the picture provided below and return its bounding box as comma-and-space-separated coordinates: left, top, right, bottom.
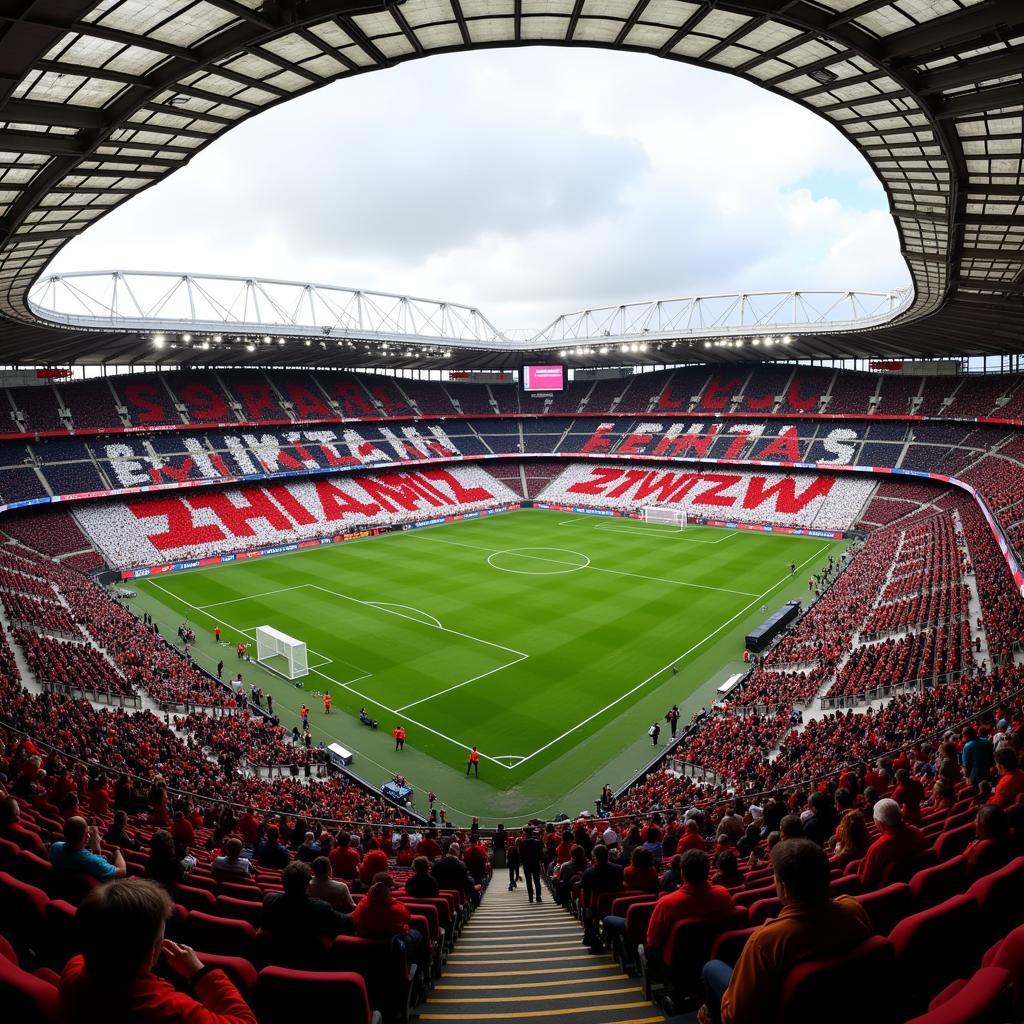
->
48, 47, 910, 332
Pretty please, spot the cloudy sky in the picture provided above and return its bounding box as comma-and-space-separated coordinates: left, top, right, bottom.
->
48, 47, 910, 334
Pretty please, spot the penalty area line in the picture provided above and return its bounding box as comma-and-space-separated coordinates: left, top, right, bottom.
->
147, 581, 509, 768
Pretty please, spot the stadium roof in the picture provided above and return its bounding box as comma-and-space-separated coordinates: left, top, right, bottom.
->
0, 0, 1021, 369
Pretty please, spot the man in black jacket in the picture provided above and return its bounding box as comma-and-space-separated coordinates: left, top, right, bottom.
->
519, 827, 544, 903
580, 844, 624, 949
432, 843, 479, 907
261, 861, 353, 967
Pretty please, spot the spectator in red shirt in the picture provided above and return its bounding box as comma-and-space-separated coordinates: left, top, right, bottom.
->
170, 809, 195, 848
676, 819, 707, 854
624, 846, 660, 892
989, 748, 1024, 809
352, 876, 424, 963
59, 878, 255, 1024
858, 798, 927, 890
358, 847, 390, 886
238, 807, 260, 846
329, 832, 360, 880
891, 769, 925, 825
415, 828, 442, 861
642, 850, 735, 967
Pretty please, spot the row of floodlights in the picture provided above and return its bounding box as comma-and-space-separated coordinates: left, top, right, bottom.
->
557, 335, 794, 357
706, 335, 793, 348
150, 334, 454, 358
558, 342, 650, 357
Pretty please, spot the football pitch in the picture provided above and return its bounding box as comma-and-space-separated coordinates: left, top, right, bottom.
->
131, 508, 846, 823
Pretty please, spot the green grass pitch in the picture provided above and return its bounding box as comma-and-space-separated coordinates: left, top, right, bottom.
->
131, 508, 846, 824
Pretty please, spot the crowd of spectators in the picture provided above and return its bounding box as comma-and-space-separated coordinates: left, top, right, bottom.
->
827, 623, 973, 700
0, 590, 78, 635
0, 508, 94, 558
15, 629, 132, 697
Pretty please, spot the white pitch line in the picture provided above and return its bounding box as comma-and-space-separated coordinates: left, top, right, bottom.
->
396, 652, 528, 711
588, 523, 738, 543
307, 584, 528, 660
412, 534, 758, 597
200, 585, 308, 609
367, 601, 442, 629
513, 541, 833, 767
146, 579, 516, 770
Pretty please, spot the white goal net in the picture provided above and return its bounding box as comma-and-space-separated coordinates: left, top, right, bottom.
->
255, 625, 308, 680
642, 506, 688, 529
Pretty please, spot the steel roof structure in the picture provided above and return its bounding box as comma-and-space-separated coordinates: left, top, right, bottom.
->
0, 0, 1021, 369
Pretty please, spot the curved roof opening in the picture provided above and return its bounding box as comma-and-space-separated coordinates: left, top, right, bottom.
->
44, 48, 908, 334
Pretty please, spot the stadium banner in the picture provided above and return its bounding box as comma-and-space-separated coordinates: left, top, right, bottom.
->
528, 502, 624, 517
119, 526, 386, 579
399, 504, 517, 531
119, 510, 519, 579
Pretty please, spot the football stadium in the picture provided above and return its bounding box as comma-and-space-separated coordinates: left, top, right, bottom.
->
0, 3, 1022, 1024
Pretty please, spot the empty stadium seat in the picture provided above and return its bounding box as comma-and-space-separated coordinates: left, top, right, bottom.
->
779, 935, 894, 1024
909, 855, 967, 909
906, 967, 1013, 1024
0, 952, 59, 1024
855, 883, 914, 936
183, 911, 256, 957
966, 857, 1024, 945
889, 894, 980, 1013
255, 966, 379, 1024
0, 871, 48, 955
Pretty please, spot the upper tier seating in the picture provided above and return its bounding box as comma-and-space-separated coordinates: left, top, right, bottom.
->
0, 368, 1017, 437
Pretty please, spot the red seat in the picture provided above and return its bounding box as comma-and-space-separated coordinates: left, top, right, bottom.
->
183, 911, 256, 957
217, 880, 263, 900
932, 823, 974, 861
255, 967, 375, 1024
966, 856, 1024, 943
0, 836, 19, 867
880, 848, 936, 886
828, 874, 861, 897
0, 951, 59, 1023
905, 967, 1012, 1024
171, 882, 216, 912
624, 900, 658, 946
889, 894, 980, 1014
779, 935, 894, 1024
0, 871, 48, 954
214, 895, 263, 927
748, 896, 782, 925
13, 850, 53, 892
708, 926, 756, 965
42, 899, 79, 969
855, 883, 914, 936
49, 869, 100, 905
909, 855, 967, 909
734, 883, 775, 908
666, 908, 750, 995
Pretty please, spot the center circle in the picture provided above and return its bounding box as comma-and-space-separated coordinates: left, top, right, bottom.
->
486, 547, 591, 576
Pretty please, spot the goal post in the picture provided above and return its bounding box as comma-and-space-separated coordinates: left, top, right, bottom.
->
255, 625, 308, 680
641, 506, 688, 529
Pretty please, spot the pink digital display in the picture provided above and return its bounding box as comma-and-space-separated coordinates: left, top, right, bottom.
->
523, 365, 565, 391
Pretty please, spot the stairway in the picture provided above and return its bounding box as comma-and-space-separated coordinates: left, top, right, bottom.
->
422, 881, 663, 1024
